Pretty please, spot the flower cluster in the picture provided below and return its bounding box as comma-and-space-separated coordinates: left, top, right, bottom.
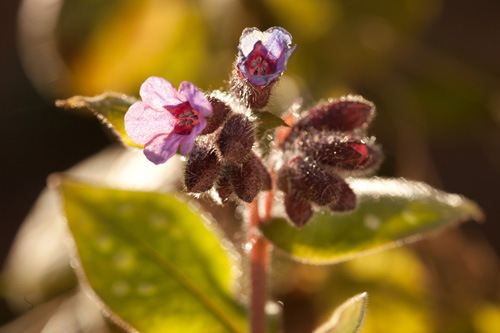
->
276, 96, 382, 227
183, 92, 271, 204
124, 26, 383, 228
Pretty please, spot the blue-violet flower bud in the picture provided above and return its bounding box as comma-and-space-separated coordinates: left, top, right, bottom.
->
237, 27, 296, 87
125, 76, 212, 164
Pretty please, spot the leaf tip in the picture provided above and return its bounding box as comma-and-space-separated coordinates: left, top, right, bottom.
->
46, 172, 64, 190
55, 96, 85, 109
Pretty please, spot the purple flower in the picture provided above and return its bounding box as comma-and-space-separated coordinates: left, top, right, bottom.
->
237, 27, 296, 87
125, 76, 212, 165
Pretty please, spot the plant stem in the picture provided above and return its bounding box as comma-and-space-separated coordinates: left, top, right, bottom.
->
248, 200, 269, 333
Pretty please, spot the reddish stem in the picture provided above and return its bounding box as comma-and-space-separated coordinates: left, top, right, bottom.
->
248, 200, 269, 333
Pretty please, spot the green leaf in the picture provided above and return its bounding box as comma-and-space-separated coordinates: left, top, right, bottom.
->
253, 111, 288, 139
60, 178, 247, 333
56, 92, 141, 148
261, 177, 484, 264
314, 292, 368, 333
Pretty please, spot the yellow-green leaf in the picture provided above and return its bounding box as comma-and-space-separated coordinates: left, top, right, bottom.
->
253, 111, 288, 138
60, 178, 247, 332
314, 293, 368, 333
261, 178, 484, 264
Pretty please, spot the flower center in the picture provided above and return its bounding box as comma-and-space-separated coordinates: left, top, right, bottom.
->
166, 102, 200, 135
244, 41, 277, 76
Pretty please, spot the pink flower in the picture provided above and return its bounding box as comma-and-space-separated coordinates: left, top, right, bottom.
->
125, 77, 212, 164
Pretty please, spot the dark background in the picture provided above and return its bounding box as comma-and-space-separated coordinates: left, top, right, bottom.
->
1, 0, 109, 268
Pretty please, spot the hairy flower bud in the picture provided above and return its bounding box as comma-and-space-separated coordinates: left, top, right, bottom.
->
356, 143, 383, 173
202, 96, 231, 135
229, 159, 261, 203
285, 156, 343, 206
215, 172, 233, 204
249, 152, 272, 191
298, 134, 369, 170
184, 144, 221, 193
284, 193, 313, 228
328, 181, 357, 212
296, 96, 374, 132
229, 75, 275, 109
217, 114, 255, 163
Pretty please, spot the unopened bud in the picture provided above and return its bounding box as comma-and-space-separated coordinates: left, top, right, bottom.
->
249, 152, 272, 191
229, 159, 261, 203
329, 181, 356, 212
185, 145, 221, 193
202, 96, 231, 135
284, 193, 313, 228
217, 113, 255, 163
297, 96, 374, 132
356, 143, 383, 174
298, 134, 369, 170
276, 166, 289, 193
286, 156, 343, 206
215, 172, 233, 204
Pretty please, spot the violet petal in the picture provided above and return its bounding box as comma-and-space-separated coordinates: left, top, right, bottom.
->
179, 117, 207, 155
143, 133, 183, 165
275, 44, 296, 76
264, 27, 293, 58
178, 81, 212, 117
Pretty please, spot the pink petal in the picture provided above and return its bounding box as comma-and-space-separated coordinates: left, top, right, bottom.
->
178, 81, 212, 117
124, 101, 175, 145
140, 76, 185, 111
143, 134, 183, 165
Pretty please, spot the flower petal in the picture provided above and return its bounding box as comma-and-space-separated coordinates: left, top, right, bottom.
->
140, 76, 185, 111
275, 44, 296, 75
178, 81, 212, 117
262, 27, 293, 58
124, 101, 175, 145
179, 117, 207, 155
238, 27, 265, 56
143, 133, 183, 165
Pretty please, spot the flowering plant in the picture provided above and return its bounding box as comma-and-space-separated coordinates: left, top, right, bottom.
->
49, 26, 483, 333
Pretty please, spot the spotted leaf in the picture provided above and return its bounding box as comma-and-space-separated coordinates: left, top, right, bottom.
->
260, 178, 483, 264
60, 178, 247, 332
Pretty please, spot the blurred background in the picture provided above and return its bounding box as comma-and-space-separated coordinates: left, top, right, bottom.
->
1, 0, 500, 332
